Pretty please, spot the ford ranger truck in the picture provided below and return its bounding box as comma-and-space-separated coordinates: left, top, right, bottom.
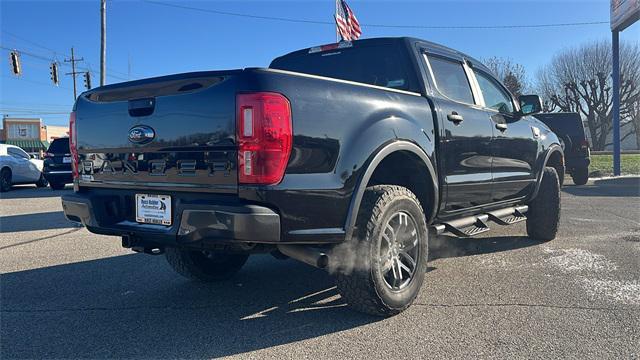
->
61, 37, 563, 316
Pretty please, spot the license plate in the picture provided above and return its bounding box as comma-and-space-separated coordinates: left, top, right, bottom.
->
63, 156, 72, 163
135, 194, 171, 226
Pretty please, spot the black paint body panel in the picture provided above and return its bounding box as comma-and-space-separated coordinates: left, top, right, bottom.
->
69, 37, 560, 245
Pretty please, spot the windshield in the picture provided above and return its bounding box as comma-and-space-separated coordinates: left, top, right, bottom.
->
48, 138, 70, 154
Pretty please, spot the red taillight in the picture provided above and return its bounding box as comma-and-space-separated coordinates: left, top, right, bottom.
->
237, 92, 292, 185
69, 111, 78, 180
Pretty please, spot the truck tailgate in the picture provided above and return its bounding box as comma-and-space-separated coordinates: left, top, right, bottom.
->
74, 71, 241, 193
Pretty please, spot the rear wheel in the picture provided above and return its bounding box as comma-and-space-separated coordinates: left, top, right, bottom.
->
165, 248, 249, 282
335, 185, 428, 317
36, 174, 48, 188
527, 167, 561, 241
0, 168, 11, 192
50, 182, 66, 190
571, 166, 589, 186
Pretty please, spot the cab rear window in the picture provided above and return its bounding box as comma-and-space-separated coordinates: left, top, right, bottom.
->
270, 44, 413, 91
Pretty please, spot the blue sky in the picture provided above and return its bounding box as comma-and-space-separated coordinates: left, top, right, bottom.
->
1, 0, 638, 126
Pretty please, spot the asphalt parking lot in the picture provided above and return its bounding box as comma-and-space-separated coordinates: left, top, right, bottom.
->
1, 178, 639, 359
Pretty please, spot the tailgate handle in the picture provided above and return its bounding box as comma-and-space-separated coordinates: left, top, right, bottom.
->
129, 98, 155, 117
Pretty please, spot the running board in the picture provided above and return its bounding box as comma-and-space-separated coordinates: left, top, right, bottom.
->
433, 205, 528, 237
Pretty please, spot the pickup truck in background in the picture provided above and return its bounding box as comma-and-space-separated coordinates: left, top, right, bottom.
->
61, 37, 564, 316
534, 112, 590, 185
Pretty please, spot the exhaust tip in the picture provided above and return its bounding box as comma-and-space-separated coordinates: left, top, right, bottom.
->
317, 254, 329, 269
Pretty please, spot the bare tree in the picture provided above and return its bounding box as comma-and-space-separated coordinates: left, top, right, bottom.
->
535, 40, 640, 150
483, 57, 529, 97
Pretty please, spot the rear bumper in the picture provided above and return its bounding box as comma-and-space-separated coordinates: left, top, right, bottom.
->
44, 170, 73, 184
61, 191, 280, 247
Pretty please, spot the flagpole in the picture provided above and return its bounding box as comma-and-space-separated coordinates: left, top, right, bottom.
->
335, 0, 339, 42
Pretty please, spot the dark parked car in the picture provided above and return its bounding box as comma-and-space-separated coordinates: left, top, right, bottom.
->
61, 37, 564, 316
534, 112, 590, 185
44, 137, 73, 190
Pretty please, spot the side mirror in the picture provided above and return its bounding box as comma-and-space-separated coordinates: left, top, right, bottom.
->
518, 95, 542, 116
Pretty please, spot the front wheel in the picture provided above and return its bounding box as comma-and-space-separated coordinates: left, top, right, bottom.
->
335, 185, 428, 317
527, 167, 561, 241
165, 248, 249, 282
571, 166, 589, 186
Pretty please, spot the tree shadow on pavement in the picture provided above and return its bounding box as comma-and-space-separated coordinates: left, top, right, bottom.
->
0, 253, 379, 359
0, 211, 78, 233
562, 176, 640, 197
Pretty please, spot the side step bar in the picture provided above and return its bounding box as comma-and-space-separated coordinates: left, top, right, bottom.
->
433, 205, 528, 237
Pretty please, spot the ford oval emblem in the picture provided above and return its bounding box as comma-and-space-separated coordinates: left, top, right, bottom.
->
128, 125, 155, 144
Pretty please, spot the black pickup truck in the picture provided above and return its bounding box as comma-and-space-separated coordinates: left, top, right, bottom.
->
61, 37, 563, 316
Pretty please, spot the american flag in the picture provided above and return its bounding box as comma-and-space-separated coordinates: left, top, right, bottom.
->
335, 0, 361, 41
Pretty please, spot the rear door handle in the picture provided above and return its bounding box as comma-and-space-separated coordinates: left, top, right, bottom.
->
495, 123, 507, 132
447, 112, 464, 124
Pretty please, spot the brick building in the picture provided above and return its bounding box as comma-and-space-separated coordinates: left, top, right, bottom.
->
0, 117, 50, 154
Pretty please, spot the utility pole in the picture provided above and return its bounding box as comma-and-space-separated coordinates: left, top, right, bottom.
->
100, 0, 106, 86
65, 47, 84, 100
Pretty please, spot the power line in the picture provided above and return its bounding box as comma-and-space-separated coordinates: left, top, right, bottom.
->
0, 46, 129, 81
0, 101, 72, 107
1, 75, 74, 91
142, 0, 609, 29
0, 110, 70, 115
2, 31, 134, 78
2, 31, 71, 57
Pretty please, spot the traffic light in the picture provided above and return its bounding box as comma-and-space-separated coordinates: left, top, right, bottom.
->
50, 62, 59, 86
9, 51, 21, 76
84, 71, 91, 89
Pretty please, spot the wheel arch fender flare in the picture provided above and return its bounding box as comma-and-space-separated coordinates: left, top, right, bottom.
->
343, 141, 439, 242
529, 144, 564, 201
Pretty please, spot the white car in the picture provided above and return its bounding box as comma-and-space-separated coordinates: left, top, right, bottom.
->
0, 144, 48, 192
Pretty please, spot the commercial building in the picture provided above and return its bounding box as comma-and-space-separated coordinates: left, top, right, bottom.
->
45, 125, 69, 142
0, 117, 50, 154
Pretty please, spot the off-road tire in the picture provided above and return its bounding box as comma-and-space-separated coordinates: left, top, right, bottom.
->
0, 168, 11, 192
165, 247, 249, 282
527, 167, 561, 241
571, 166, 589, 186
50, 182, 66, 190
36, 174, 48, 188
335, 185, 428, 317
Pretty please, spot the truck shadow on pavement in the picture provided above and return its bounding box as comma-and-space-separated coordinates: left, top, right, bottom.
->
0, 185, 71, 199
429, 235, 538, 260
1, 233, 546, 358
0, 211, 78, 233
562, 177, 640, 197
1, 253, 376, 358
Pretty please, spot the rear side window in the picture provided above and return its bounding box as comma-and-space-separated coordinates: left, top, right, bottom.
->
48, 138, 70, 154
426, 55, 474, 104
8, 148, 29, 160
270, 44, 411, 90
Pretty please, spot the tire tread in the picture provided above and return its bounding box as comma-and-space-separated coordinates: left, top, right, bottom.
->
336, 185, 424, 316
